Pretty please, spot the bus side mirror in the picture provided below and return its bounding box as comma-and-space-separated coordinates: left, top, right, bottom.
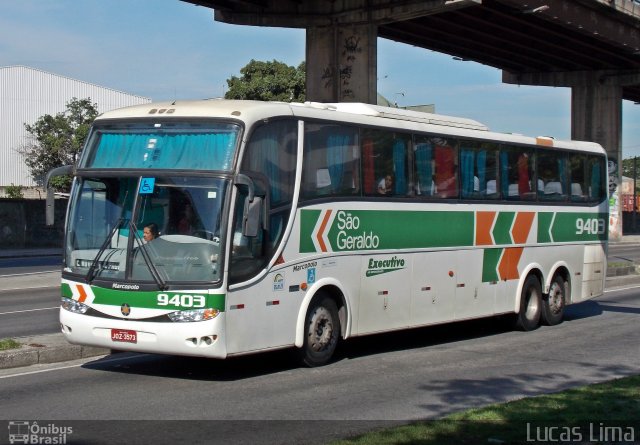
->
235, 173, 269, 237
45, 165, 74, 226
242, 196, 262, 237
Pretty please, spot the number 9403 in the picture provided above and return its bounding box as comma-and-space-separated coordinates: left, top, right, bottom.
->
157, 293, 206, 308
575, 218, 605, 235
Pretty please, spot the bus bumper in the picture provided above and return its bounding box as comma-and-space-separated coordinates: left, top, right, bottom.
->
59, 308, 227, 359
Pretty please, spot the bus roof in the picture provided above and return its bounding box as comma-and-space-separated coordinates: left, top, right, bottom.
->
95, 99, 605, 155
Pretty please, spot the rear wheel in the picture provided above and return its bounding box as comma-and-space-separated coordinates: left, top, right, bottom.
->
299, 294, 340, 367
541, 275, 566, 326
515, 275, 542, 331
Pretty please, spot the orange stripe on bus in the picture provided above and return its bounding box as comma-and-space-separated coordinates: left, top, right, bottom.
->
536, 137, 554, 147
76, 284, 88, 303
316, 209, 333, 253
511, 212, 535, 244
498, 247, 523, 281
475, 211, 496, 246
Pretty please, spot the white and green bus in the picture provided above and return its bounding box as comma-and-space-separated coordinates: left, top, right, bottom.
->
50, 100, 607, 366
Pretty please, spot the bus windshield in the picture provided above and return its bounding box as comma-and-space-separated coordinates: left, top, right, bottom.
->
64, 175, 228, 286
80, 121, 240, 171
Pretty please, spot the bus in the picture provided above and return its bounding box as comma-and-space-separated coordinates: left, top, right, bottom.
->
48, 100, 608, 367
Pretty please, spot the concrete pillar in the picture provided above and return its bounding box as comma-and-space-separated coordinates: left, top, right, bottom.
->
306, 23, 377, 104
571, 81, 623, 240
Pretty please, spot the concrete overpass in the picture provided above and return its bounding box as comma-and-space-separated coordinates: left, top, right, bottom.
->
181, 0, 640, 237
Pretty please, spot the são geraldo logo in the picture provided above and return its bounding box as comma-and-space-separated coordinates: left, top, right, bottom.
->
313, 210, 380, 252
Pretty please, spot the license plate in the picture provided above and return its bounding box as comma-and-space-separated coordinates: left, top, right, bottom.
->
111, 329, 137, 343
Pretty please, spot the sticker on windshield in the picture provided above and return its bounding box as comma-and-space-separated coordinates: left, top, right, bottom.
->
139, 178, 155, 194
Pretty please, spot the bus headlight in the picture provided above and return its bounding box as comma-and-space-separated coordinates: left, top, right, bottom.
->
61, 297, 90, 314
167, 308, 220, 322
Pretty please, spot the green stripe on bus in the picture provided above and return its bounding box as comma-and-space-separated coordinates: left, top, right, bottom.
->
538, 212, 607, 243
492, 212, 515, 245
300, 209, 474, 253
482, 248, 502, 283
300, 209, 322, 253
91, 287, 226, 311
61, 282, 72, 298
537, 212, 554, 243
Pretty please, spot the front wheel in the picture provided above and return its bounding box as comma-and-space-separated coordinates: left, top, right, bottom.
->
515, 275, 542, 331
541, 275, 566, 326
299, 294, 340, 367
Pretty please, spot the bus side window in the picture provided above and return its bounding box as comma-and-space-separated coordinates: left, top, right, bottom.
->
413, 137, 434, 196
301, 124, 360, 199
538, 150, 567, 201
433, 140, 458, 198
362, 129, 410, 197
460, 141, 499, 200
501, 147, 535, 201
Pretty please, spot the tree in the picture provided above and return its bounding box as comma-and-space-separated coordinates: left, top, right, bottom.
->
19, 97, 99, 190
225, 59, 305, 102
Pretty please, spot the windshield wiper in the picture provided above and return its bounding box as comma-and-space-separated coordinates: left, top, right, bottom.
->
130, 221, 168, 290
87, 218, 124, 283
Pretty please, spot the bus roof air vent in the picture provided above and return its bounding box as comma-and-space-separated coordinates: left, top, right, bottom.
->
325, 103, 489, 131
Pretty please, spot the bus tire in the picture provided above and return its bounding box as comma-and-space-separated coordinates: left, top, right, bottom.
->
515, 275, 542, 331
541, 275, 565, 326
299, 294, 340, 367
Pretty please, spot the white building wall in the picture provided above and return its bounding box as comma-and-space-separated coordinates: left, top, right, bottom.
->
0, 65, 151, 188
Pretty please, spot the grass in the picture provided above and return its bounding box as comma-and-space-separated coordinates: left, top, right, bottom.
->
0, 338, 21, 351
332, 375, 640, 445
608, 261, 633, 268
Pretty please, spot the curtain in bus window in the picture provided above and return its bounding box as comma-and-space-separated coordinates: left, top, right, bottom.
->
363, 139, 375, 194
500, 151, 509, 198
92, 133, 236, 170
591, 161, 601, 200
517, 153, 531, 195
393, 139, 407, 195
249, 137, 280, 203
557, 158, 566, 194
326, 134, 350, 193
92, 134, 149, 168
477, 150, 487, 194
435, 145, 456, 197
415, 142, 433, 196
461, 149, 474, 197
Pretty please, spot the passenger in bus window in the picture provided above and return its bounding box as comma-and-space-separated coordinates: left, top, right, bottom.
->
377, 174, 394, 195
143, 223, 158, 242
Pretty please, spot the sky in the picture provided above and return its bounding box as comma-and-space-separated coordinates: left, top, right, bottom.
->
1, 0, 639, 158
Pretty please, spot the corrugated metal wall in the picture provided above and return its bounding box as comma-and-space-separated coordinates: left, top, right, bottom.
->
0, 65, 151, 187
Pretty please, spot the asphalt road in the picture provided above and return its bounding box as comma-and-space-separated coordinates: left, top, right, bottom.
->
608, 241, 640, 263
1, 286, 638, 444
0, 286, 59, 338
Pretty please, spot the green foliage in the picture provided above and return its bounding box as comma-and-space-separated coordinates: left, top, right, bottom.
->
225, 59, 306, 102
0, 338, 21, 351
5, 184, 24, 199
19, 97, 98, 190
623, 157, 640, 179
332, 375, 640, 445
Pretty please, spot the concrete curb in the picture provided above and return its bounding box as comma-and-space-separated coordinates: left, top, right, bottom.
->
0, 335, 109, 370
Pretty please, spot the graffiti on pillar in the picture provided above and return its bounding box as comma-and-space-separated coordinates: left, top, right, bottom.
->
343, 35, 361, 62
608, 160, 618, 195
319, 32, 364, 99
340, 65, 354, 99
339, 34, 362, 100
608, 159, 621, 239
321, 66, 334, 90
